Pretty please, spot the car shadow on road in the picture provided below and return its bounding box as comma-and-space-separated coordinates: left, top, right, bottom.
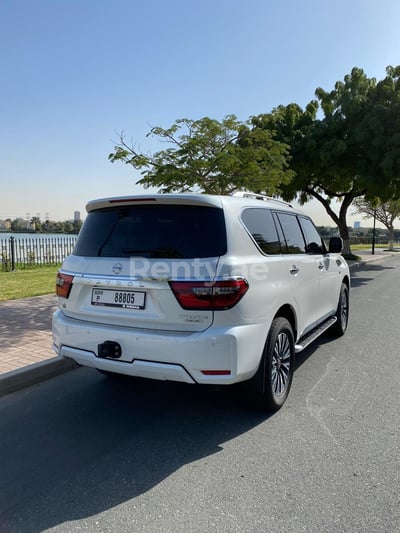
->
0, 368, 269, 532
350, 263, 395, 288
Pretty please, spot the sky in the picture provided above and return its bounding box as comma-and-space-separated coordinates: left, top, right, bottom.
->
1, 0, 400, 228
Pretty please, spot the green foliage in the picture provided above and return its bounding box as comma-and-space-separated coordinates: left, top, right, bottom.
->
250, 65, 400, 254
250, 102, 318, 202
357, 66, 400, 199
109, 115, 295, 195
311, 66, 400, 201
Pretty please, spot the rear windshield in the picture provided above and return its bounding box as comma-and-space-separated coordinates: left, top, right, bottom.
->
74, 204, 227, 258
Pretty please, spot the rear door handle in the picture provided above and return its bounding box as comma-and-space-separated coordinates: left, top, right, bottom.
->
290, 265, 299, 275
318, 262, 324, 270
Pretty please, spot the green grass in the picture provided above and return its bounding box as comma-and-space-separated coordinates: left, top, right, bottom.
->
350, 243, 387, 251
0, 265, 60, 301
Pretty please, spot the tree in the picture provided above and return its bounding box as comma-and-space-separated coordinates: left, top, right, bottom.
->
30, 216, 42, 232
108, 115, 294, 195
356, 65, 400, 200
250, 66, 400, 257
353, 197, 400, 250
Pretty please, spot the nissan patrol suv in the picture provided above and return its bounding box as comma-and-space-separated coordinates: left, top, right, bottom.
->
52, 193, 350, 411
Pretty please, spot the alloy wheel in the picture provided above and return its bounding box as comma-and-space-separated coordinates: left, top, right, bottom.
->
271, 332, 291, 397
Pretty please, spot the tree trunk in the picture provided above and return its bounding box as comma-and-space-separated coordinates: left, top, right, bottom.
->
307, 188, 356, 258
388, 226, 394, 251
338, 222, 351, 255
338, 202, 352, 256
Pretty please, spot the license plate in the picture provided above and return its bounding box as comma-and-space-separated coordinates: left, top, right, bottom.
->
91, 288, 146, 309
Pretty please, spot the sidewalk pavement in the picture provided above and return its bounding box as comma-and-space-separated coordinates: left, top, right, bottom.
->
0, 248, 397, 397
0, 294, 75, 396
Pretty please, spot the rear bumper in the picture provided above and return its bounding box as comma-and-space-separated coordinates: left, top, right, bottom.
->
52, 309, 266, 385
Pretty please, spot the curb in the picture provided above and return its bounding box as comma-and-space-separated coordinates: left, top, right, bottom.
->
0, 357, 77, 398
347, 251, 395, 271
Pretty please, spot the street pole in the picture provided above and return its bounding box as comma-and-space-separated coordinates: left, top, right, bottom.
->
9, 236, 15, 271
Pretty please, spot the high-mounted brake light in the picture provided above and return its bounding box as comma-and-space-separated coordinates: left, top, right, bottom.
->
56, 272, 74, 298
109, 198, 157, 203
169, 279, 249, 310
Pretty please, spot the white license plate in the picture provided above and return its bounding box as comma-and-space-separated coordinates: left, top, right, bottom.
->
91, 288, 146, 309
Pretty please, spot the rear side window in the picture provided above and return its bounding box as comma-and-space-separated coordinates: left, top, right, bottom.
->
241, 208, 281, 254
275, 212, 306, 254
299, 216, 326, 254
74, 205, 227, 258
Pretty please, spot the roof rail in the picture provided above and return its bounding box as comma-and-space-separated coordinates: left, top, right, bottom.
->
232, 191, 293, 208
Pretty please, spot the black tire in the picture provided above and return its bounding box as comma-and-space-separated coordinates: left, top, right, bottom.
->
331, 283, 349, 337
251, 317, 295, 412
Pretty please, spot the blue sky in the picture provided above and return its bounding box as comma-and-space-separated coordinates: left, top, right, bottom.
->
1, 0, 400, 226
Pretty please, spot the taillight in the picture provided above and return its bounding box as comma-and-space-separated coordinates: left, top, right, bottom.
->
56, 272, 74, 298
169, 279, 248, 310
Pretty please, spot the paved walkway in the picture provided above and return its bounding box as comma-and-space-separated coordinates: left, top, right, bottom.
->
0, 248, 397, 377
0, 294, 56, 375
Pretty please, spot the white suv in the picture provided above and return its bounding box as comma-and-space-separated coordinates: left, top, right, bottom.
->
52, 193, 350, 411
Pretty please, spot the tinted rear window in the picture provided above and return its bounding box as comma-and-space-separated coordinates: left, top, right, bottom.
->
241, 208, 281, 255
74, 205, 227, 258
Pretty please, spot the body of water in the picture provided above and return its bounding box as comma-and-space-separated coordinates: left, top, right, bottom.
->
0, 233, 78, 268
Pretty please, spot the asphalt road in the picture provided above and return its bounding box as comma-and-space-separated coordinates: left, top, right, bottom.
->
1, 255, 400, 533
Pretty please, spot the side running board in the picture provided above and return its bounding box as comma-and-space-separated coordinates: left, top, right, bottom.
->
295, 316, 337, 353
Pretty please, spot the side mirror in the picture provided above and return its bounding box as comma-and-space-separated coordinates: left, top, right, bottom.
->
329, 237, 343, 253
